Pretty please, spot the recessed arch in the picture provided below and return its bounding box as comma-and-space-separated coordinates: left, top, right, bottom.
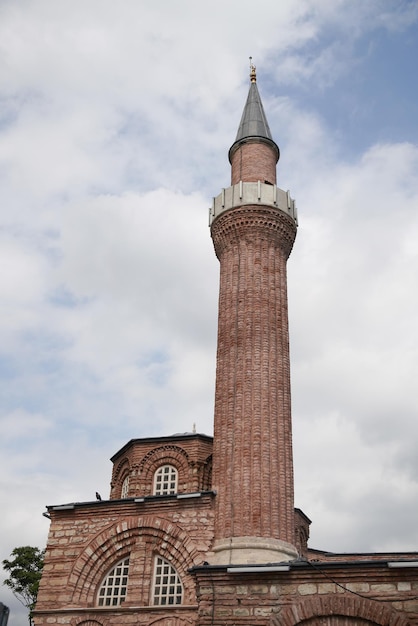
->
68, 515, 200, 606
111, 457, 131, 499
112, 457, 130, 483
271, 594, 410, 626
140, 445, 190, 494
200, 454, 212, 491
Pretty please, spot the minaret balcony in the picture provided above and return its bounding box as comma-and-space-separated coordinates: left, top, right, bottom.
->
209, 180, 298, 226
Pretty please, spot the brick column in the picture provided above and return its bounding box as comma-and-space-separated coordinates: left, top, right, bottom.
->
210, 202, 297, 564
230, 139, 278, 186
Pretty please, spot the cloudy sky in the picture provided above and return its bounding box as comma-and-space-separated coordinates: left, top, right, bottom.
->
1, 0, 418, 622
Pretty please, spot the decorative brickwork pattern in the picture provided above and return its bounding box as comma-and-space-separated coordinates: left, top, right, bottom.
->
140, 446, 189, 494
112, 458, 130, 499
211, 202, 297, 547
109, 436, 213, 499
211, 205, 297, 261
68, 515, 200, 606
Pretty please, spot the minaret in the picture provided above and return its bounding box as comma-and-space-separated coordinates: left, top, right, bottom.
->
209, 63, 298, 565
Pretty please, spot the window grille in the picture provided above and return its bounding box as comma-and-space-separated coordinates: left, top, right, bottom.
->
152, 556, 183, 605
121, 475, 130, 499
97, 557, 130, 606
153, 465, 178, 495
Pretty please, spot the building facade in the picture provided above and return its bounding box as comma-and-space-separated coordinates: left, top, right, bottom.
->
34, 68, 418, 626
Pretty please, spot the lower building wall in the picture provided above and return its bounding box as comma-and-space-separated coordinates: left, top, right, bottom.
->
193, 566, 418, 626
34, 496, 215, 625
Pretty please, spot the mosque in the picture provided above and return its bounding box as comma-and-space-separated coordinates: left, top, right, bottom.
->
34, 66, 418, 626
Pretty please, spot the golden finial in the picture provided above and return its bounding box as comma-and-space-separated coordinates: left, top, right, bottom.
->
249, 56, 256, 83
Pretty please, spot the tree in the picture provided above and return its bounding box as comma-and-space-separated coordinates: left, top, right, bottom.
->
2, 546, 44, 625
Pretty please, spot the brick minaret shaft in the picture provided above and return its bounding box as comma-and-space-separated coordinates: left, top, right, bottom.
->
210, 66, 298, 565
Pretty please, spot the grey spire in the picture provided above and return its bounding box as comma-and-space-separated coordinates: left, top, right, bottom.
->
234, 81, 273, 143
229, 67, 279, 163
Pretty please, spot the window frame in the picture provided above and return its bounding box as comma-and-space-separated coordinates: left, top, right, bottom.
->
152, 556, 183, 606
97, 557, 130, 607
121, 474, 130, 499
153, 464, 178, 495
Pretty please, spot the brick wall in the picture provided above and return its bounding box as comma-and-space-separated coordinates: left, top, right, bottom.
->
110, 435, 213, 499
230, 140, 278, 185
34, 496, 214, 625
193, 564, 418, 626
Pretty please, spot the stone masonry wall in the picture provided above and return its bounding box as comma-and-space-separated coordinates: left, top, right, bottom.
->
193, 565, 418, 626
34, 495, 214, 626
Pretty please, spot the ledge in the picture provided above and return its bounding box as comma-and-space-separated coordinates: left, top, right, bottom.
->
48, 490, 216, 512
34, 604, 199, 615
209, 181, 297, 226
190, 558, 418, 573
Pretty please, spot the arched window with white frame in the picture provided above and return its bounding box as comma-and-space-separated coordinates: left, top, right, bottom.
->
121, 474, 130, 499
97, 557, 130, 607
152, 556, 183, 606
153, 464, 178, 495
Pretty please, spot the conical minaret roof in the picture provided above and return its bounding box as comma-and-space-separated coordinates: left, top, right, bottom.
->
228, 64, 279, 164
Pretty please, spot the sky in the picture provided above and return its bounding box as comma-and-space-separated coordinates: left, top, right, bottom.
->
1, 0, 418, 623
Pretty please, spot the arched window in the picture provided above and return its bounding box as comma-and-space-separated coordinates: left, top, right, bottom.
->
121, 475, 130, 499
152, 556, 183, 605
153, 465, 178, 495
97, 557, 130, 606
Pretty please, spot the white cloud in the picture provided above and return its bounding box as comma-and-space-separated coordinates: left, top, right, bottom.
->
290, 138, 418, 551
0, 410, 51, 442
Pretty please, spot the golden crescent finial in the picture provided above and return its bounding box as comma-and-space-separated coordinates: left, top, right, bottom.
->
249, 56, 256, 83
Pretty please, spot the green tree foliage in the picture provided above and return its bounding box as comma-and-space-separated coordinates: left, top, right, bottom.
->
2, 546, 44, 625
